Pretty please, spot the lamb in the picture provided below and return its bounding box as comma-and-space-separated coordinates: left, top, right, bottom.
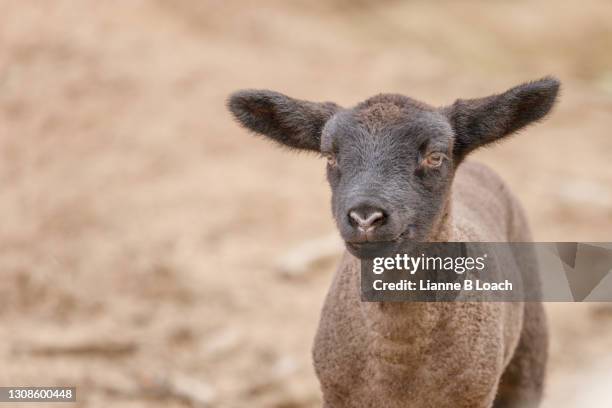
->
227, 77, 559, 408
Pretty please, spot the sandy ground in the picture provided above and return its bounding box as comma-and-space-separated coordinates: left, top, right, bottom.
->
1, 1, 612, 407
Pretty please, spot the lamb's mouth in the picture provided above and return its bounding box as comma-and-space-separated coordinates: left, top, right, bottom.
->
345, 226, 417, 259
345, 240, 401, 259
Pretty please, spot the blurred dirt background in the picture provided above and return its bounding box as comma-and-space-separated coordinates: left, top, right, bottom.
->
1, 1, 612, 407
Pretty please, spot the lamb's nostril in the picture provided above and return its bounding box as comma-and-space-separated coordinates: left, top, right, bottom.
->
349, 209, 385, 232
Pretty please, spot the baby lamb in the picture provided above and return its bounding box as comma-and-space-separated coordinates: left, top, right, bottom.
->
228, 77, 559, 408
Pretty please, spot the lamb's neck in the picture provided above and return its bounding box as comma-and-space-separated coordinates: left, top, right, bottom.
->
358, 200, 454, 341
426, 199, 455, 242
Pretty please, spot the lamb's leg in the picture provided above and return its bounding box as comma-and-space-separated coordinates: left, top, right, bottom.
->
493, 302, 548, 408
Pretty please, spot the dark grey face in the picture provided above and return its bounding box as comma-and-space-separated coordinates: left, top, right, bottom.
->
321, 105, 455, 257
228, 77, 559, 259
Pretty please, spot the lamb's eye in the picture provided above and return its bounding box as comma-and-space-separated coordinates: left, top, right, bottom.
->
325, 154, 338, 167
423, 152, 445, 168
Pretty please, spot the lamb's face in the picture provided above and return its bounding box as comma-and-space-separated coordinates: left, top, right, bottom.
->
321, 97, 455, 258
228, 77, 559, 259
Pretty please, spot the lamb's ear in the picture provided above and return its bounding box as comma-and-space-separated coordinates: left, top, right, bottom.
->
227, 89, 340, 152
444, 77, 560, 159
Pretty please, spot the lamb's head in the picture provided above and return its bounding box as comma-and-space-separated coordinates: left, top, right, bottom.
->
228, 77, 559, 258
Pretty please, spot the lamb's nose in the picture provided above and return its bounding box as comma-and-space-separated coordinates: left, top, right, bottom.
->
348, 207, 386, 232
